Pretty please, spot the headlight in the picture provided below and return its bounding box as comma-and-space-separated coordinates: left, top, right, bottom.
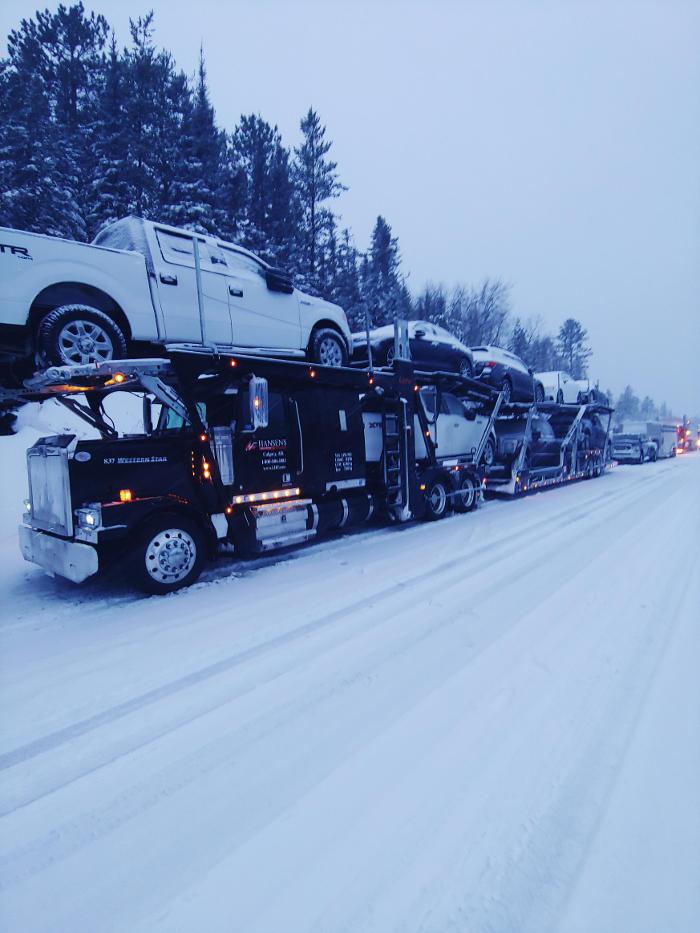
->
76, 506, 102, 529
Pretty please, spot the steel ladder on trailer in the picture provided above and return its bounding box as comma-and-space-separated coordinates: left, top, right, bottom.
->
380, 398, 411, 519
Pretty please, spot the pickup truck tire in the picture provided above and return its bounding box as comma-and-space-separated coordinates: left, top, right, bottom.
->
37, 305, 127, 367
131, 514, 205, 594
309, 327, 348, 368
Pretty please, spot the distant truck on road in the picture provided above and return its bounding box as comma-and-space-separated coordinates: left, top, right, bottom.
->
612, 421, 677, 462
0, 217, 352, 382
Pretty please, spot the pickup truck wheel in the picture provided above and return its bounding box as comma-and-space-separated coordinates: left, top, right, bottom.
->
423, 476, 451, 521
37, 305, 127, 367
556, 389, 564, 404
534, 382, 544, 403
309, 328, 348, 368
500, 377, 512, 404
132, 516, 205, 594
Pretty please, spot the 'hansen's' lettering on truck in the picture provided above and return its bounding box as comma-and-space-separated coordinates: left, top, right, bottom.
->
245, 439, 287, 452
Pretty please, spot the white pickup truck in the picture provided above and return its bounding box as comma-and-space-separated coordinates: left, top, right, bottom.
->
0, 217, 352, 378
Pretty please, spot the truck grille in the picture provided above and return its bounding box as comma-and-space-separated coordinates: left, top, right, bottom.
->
27, 442, 73, 537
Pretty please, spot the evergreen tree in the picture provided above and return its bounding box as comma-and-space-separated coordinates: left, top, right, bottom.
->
88, 34, 129, 235
121, 14, 185, 220
639, 396, 656, 419
615, 385, 641, 423
362, 215, 408, 326
232, 114, 298, 264
165, 49, 226, 233
0, 3, 108, 237
557, 318, 592, 378
292, 108, 345, 290
331, 228, 363, 329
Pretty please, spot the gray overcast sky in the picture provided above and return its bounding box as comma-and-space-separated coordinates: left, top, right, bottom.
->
2, 0, 699, 412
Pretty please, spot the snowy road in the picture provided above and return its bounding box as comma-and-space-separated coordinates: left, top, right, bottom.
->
1, 452, 699, 932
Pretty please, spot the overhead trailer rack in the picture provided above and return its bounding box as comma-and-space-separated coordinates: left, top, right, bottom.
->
484, 401, 614, 495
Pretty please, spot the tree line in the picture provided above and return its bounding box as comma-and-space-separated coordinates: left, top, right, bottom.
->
0, 4, 672, 417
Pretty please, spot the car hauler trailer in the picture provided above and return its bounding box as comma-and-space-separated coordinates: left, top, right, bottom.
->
10, 347, 502, 593
484, 401, 614, 496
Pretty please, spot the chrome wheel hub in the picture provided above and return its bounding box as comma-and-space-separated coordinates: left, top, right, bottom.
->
145, 528, 197, 584
58, 320, 114, 365
460, 480, 475, 507
429, 484, 447, 514
318, 337, 343, 367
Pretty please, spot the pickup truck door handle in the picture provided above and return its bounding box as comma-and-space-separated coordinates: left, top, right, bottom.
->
159, 273, 178, 285
228, 285, 244, 298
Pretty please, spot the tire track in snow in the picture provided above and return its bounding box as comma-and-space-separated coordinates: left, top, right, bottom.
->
0, 468, 665, 781
0, 469, 676, 893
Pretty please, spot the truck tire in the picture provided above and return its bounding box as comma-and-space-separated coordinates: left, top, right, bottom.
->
453, 473, 478, 513
309, 327, 348, 368
131, 514, 205, 594
423, 476, 451, 521
500, 377, 512, 404
37, 305, 127, 367
534, 382, 544, 403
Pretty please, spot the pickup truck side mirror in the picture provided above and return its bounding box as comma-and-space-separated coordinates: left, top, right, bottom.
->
414, 328, 426, 338
265, 267, 295, 294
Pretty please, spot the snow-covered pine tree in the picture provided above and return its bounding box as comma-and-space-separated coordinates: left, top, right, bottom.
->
88, 35, 130, 236
0, 3, 107, 238
165, 49, 226, 234
556, 318, 592, 378
232, 114, 298, 264
292, 108, 346, 291
331, 228, 363, 330
120, 14, 185, 220
361, 216, 408, 327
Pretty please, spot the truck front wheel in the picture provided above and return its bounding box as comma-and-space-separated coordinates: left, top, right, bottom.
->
37, 305, 127, 367
132, 515, 205, 594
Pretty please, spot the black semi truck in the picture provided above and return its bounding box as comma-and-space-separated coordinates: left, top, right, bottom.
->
14, 349, 502, 592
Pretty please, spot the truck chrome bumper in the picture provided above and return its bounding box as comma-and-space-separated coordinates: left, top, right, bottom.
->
18, 525, 99, 583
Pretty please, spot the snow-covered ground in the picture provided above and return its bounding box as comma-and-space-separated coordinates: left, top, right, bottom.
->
0, 422, 698, 933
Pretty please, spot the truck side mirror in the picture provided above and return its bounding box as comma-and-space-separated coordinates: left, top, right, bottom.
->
249, 376, 268, 429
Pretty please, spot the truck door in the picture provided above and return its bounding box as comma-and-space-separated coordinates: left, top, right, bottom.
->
151, 228, 233, 345
220, 246, 302, 350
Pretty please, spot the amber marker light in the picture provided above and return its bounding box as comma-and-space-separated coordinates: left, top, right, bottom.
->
309, 369, 316, 378
199, 433, 207, 442
230, 358, 237, 367
113, 372, 126, 384
119, 489, 132, 502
